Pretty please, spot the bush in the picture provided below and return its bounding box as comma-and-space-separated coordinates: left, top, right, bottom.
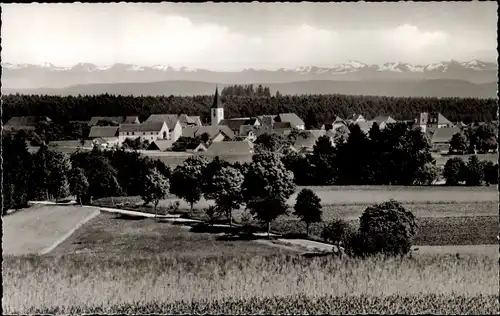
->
464, 155, 484, 186
321, 219, 355, 247
482, 161, 498, 185
443, 157, 467, 185
351, 200, 417, 257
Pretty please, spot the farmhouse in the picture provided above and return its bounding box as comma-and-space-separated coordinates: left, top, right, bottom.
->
431, 127, 461, 153
321, 116, 347, 130
88, 126, 120, 147
275, 113, 305, 130
3, 116, 52, 132
293, 130, 335, 152
220, 118, 261, 136
372, 116, 397, 129
89, 116, 140, 126
418, 112, 454, 133
178, 114, 202, 128
147, 139, 174, 151
186, 141, 208, 153
182, 125, 235, 143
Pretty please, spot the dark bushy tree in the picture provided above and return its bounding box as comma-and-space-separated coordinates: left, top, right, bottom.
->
351, 200, 417, 257
293, 188, 322, 236
443, 157, 467, 185
321, 219, 356, 252
482, 161, 499, 185
449, 132, 468, 155
464, 155, 484, 186
243, 152, 296, 237
170, 155, 209, 213
69, 167, 89, 205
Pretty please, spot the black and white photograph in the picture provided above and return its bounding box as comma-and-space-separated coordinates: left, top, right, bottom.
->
2, 2, 498, 314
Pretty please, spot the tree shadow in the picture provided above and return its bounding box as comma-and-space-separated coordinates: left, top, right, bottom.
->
114, 214, 146, 221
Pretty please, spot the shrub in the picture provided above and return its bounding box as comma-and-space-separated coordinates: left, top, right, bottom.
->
464, 155, 484, 186
443, 157, 467, 185
482, 161, 499, 185
353, 200, 417, 257
321, 219, 355, 247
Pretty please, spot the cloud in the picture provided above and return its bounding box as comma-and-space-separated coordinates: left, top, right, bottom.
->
1, 4, 496, 69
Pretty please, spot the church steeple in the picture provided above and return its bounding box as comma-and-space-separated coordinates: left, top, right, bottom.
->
211, 85, 224, 126
211, 85, 223, 109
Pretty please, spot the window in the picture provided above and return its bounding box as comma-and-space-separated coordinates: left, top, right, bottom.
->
127, 132, 129, 135
132, 132, 135, 136
143, 132, 146, 136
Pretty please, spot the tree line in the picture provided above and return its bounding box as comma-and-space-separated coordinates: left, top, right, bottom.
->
221, 84, 271, 97
3, 130, 421, 258
3, 93, 496, 129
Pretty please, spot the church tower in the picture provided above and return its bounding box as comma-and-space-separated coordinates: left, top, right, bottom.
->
211, 86, 224, 126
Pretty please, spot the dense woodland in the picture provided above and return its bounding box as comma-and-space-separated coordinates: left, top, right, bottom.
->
2, 93, 496, 127
221, 84, 272, 97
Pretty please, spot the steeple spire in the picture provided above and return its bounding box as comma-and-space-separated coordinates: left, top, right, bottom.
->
211, 85, 222, 109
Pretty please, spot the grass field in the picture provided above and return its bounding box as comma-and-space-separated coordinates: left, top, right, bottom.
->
3, 253, 498, 314
92, 186, 498, 214
271, 216, 498, 246
51, 213, 293, 257
2, 205, 99, 256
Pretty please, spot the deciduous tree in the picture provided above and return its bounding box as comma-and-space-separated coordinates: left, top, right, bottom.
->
69, 167, 89, 206
142, 168, 170, 219
212, 166, 245, 226
294, 188, 322, 236
243, 152, 296, 237
170, 155, 209, 214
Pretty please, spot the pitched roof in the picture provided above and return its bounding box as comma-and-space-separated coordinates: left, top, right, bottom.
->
119, 124, 142, 133
356, 121, 375, 134
88, 126, 119, 138
240, 124, 272, 137
372, 116, 397, 125
145, 114, 178, 122
186, 142, 207, 151
273, 121, 293, 129
89, 116, 139, 125
206, 141, 254, 155
182, 125, 235, 140
4, 116, 51, 127
148, 140, 174, 151
219, 118, 257, 132
293, 130, 331, 150
140, 121, 167, 132
437, 113, 453, 125
182, 126, 199, 138
257, 115, 276, 127
211, 86, 223, 109
277, 113, 305, 127
431, 127, 461, 143
48, 140, 93, 148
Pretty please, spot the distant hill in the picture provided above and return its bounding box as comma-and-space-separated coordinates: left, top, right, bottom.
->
2, 79, 496, 98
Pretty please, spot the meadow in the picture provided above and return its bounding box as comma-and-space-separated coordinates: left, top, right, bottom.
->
2, 205, 99, 256
3, 252, 498, 314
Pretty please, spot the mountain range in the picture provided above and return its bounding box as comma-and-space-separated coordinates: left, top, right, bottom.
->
1, 60, 498, 98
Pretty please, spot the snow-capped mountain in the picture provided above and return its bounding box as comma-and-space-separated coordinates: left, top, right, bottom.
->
1, 60, 497, 93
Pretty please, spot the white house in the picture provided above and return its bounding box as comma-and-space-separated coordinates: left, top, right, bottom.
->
88, 126, 120, 147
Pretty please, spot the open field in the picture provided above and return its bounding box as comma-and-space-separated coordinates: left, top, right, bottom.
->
50, 213, 293, 257
2, 205, 99, 256
272, 216, 498, 246
3, 252, 498, 314
93, 186, 498, 213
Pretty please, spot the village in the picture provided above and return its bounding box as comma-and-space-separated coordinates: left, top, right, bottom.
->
3, 87, 486, 166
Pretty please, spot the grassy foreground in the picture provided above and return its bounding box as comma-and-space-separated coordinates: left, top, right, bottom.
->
3, 253, 498, 314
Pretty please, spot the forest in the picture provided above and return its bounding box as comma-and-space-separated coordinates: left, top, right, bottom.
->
2, 93, 496, 128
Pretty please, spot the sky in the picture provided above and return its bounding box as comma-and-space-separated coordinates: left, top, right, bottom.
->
1, 2, 498, 71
